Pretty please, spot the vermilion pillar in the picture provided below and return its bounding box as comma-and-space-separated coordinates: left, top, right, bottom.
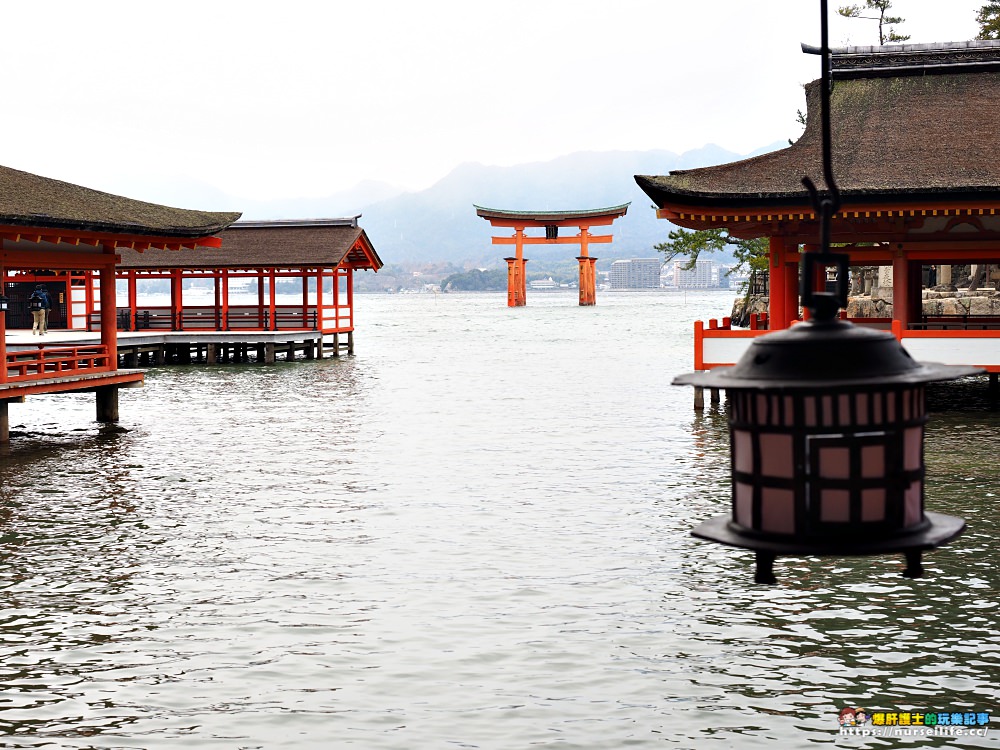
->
892, 249, 914, 331
768, 237, 800, 329
505, 256, 528, 307
784, 243, 800, 327
127, 271, 138, 331
0, 264, 7, 385
768, 236, 786, 328
170, 268, 183, 330
268, 268, 277, 330
577, 256, 598, 306
214, 270, 223, 329
221, 268, 231, 330
313, 268, 324, 333
101, 246, 118, 357
577, 228, 597, 306
504, 227, 528, 307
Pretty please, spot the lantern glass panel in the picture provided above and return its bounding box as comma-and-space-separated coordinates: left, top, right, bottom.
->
819, 446, 850, 479
855, 392, 870, 426
734, 430, 753, 473
760, 434, 794, 478
804, 397, 818, 427
837, 393, 852, 423
862, 489, 887, 521
905, 484, 922, 527
761, 489, 795, 534
861, 444, 885, 478
820, 489, 850, 522
735, 482, 753, 527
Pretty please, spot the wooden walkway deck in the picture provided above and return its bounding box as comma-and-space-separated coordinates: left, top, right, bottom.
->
6, 329, 354, 367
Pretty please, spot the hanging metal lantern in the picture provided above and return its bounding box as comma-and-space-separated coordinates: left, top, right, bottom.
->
674, 254, 978, 583
672, 0, 981, 584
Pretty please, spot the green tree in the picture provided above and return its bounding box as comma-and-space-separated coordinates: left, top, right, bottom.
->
977, 2, 1000, 38
441, 268, 508, 292
654, 227, 769, 277
838, 0, 910, 44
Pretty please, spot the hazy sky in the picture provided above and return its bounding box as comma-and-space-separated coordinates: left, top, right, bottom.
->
2, 1, 985, 205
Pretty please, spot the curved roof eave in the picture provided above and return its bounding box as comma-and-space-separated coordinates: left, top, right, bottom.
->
634, 176, 1000, 211
0, 164, 241, 239
0, 212, 242, 239
474, 203, 630, 222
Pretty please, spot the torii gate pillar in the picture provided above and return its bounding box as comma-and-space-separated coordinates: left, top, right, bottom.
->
577, 256, 598, 306
504, 256, 528, 307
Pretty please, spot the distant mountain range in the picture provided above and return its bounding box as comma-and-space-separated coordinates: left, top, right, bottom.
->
153, 143, 785, 267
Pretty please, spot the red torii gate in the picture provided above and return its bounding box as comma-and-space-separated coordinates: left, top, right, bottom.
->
475, 204, 629, 306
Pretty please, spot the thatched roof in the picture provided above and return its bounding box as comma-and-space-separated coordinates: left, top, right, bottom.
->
636, 41, 1000, 210
117, 218, 383, 270
0, 164, 241, 237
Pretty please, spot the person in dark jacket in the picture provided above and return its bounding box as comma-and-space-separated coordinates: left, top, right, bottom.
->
28, 284, 51, 335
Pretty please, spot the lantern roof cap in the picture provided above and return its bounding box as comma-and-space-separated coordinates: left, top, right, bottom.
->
674, 320, 981, 390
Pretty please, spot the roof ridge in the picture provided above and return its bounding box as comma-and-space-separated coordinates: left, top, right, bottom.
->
232, 217, 361, 229
818, 40, 1000, 78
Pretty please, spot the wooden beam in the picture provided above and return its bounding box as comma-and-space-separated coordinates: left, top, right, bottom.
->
482, 214, 625, 229
0, 225, 227, 250
492, 235, 614, 245
1, 248, 119, 269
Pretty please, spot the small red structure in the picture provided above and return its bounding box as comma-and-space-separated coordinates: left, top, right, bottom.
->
475, 205, 629, 306
111, 217, 382, 357
0, 164, 239, 439
636, 41, 1000, 391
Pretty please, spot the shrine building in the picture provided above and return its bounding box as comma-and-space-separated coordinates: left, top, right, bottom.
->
636, 41, 1000, 384
0, 163, 240, 439
111, 217, 382, 362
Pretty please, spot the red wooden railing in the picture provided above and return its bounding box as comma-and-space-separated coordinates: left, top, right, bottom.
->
5, 346, 112, 382
102, 304, 353, 333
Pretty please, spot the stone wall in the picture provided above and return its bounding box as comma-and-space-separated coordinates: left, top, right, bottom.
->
921, 289, 1000, 316
730, 294, 769, 327
730, 290, 1000, 327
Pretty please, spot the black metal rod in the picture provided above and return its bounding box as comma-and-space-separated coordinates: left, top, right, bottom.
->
800, 0, 849, 321
802, 0, 842, 253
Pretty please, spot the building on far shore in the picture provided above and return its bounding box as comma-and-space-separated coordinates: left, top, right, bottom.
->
674, 259, 729, 289
609, 258, 662, 289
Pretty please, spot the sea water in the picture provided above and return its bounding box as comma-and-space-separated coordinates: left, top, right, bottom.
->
0, 290, 996, 748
